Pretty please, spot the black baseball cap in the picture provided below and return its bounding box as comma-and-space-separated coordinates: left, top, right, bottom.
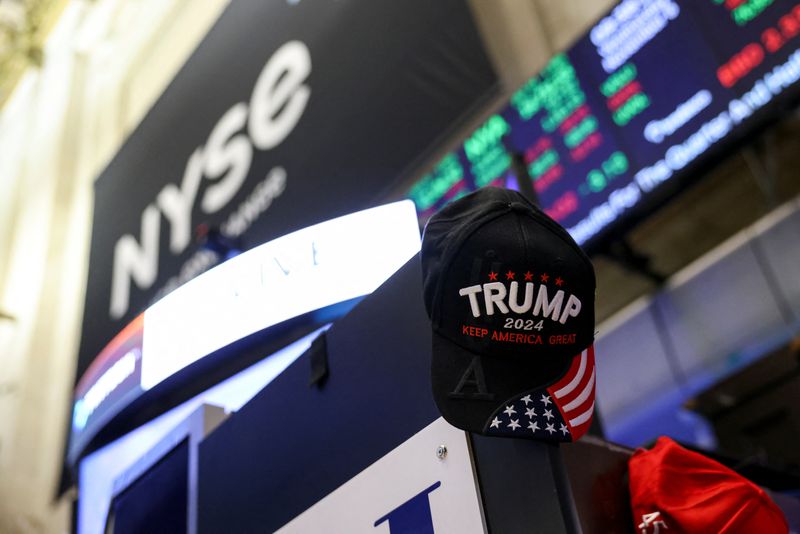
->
421, 187, 597, 442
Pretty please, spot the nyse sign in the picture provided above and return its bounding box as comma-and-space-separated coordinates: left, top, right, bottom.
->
77, 0, 499, 398
277, 418, 486, 533
110, 40, 312, 320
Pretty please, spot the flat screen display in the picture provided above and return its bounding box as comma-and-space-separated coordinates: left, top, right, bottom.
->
503, 52, 635, 231
407, 0, 800, 247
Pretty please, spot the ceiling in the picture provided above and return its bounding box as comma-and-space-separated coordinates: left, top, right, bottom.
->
0, 0, 65, 109
592, 111, 800, 322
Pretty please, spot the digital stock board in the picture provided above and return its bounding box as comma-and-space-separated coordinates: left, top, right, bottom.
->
407, 0, 800, 247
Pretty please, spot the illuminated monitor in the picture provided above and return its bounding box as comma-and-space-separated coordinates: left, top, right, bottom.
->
79, 328, 327, 534
406, 0, 800, 248
70, 201, 421, 465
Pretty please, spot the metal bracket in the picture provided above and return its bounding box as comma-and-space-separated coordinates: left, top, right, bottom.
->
604, 238, 666, 286
741, 139, 777, 210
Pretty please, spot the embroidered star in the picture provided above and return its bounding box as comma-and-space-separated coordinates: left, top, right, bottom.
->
490, 417, 501, 429
508, 419, 521, 430
505, 270, 515, 280
555, 277, 564, 286
525, 407, 537, 418
540, 394, 552, 406
524, 271, 534, 281
528, 420, 539, 432
543, 408, 554, 420
545, 423, 556, 434
540, 273, 550, 283
521, 394, 532, 405
560, 423, 570, 435
503, 405, 516, 417
488, 271, 498, 281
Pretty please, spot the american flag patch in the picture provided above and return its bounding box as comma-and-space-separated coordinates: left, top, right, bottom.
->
483, 347, 595, 442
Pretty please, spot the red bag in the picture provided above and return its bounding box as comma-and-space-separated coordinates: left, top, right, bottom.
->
628, 436, 788, 534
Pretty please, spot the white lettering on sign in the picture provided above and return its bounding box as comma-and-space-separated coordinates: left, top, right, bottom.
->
109, 40, 312, 320
567, 181, 642, 244
644, 90, 712, 144
590, 0, 679, 73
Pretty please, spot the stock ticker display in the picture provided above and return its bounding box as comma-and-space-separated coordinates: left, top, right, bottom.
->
408, 0, 800, 246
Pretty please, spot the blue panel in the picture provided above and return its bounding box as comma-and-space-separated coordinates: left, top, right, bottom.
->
755, 205, 800, 323
659, 244, 788, 376
196, 256, 441, 533
594, 303, 680, 420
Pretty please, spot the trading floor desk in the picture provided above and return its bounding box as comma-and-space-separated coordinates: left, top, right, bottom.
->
194, 256, 627, 533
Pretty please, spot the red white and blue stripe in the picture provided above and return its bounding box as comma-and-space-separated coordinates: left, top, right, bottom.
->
484, 346, 595, 442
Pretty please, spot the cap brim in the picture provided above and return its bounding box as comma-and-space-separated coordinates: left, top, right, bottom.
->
431, 330, 590, 435
543, 345, 596, 440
